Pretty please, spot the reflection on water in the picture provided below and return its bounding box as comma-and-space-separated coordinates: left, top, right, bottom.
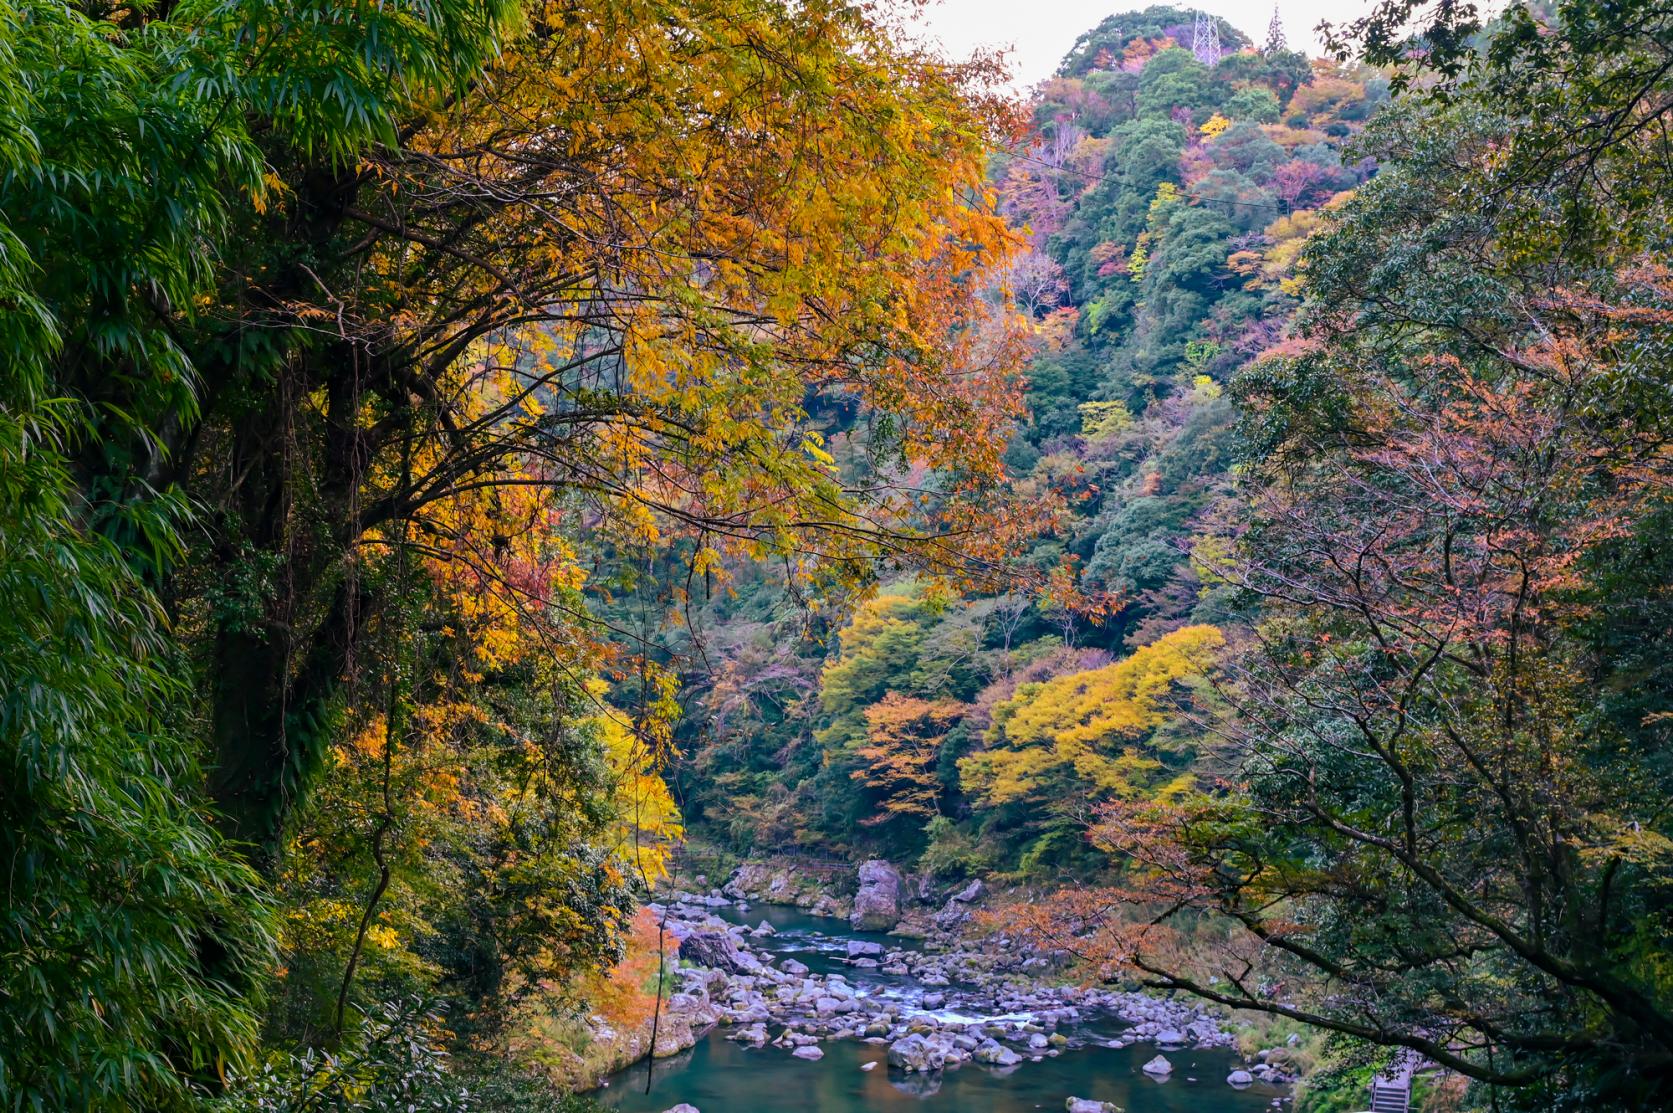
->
595, 905, 1283, 1113
598, 1029, 1279, 1113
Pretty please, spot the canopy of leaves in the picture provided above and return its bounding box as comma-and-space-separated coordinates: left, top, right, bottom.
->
960, 624, 1223, 809
1061, 13, 1673, 1102
0, 0, 1031, 1099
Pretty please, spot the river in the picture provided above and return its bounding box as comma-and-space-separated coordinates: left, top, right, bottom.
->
593, 904, 1285, 1113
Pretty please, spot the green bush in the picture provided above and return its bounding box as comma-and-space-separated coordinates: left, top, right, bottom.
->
917, 816, 993, 880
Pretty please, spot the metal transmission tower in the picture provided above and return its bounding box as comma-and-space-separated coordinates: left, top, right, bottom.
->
1192, 10, 1223, 66
1264, 4, 1288, 54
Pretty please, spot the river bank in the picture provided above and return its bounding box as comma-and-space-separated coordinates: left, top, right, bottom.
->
588, 857, 1303, 1112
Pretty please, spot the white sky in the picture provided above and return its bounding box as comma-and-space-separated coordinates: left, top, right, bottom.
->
910, 0, 1381, 90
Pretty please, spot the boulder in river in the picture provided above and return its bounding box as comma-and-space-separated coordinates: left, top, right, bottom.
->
779, 958, 809, 976
974, 1039, 1022, 1067
1066, 1100, 1121, 1113
662, 1105, 700, 1113
886, 1033, 946, 1072
651, 1014, 700, 1058
792, 1045, 824, 1060
1142, 1054, 1173, 1077
850, 859, 904, 931
677, 931, 756, 976
1228, 1069, 1254, 1087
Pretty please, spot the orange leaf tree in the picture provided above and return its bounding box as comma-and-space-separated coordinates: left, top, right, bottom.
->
140, 0, 1039, 865
853, 693, 965, 826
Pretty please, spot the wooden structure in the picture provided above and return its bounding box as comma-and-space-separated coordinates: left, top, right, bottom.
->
1368, 1050, 1420, 1113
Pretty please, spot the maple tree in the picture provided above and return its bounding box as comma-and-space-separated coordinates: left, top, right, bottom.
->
168, 0, 1037, 866
1, 0, 1038, 1099
853, 693, 965, 824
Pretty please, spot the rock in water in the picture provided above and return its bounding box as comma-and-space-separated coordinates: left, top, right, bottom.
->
860, 1060, 878, 1071
651, 1014, 699, 1058
1066, 1100, 1121, 1113
792, 1045, 824, 1060
850, 859, 904, 931
1142, 1054, 1173, 1077
1228, 1069, 1254, 1087
886, 1033, 945, 1072
778, 958, 809, 976
974, 1040, 1023, 1067
662, 1105, 700, 1113
677, 931, 756, 975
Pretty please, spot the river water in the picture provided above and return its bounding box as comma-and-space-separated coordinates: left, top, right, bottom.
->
594, 905, 1284, 1113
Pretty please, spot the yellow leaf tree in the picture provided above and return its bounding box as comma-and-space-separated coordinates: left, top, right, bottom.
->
959, 625, 1225, 813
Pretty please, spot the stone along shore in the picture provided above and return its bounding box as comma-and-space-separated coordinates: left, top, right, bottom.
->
632, 856, 1300, 1098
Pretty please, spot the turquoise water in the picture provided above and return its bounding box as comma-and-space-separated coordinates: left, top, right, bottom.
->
594, 906, 1283, 1113
597, 1028, 1279, 1113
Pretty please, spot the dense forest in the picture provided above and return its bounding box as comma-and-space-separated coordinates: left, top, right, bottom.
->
2, 0, 1669, 1110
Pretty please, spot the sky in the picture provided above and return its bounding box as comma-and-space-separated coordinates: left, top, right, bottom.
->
911, 0, 1380, 90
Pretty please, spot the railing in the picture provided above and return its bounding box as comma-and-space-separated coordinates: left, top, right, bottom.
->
1368, 1050, 1421, 1113
669, 847, 856, 882
773, 850, 853, 877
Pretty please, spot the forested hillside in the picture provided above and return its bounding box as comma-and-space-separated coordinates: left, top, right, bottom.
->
2, 0, 1670, 1110
676, 7, 1385, 874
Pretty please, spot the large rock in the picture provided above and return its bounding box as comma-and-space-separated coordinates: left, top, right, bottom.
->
650, 1014, 699, 1058
662, 1105, 700, 1113
792, 1044, 825, 1060
677, 931, 757, 976
974, 1039, 1022, 1067
1066, 1100, 1121, 1113
886, 1033, 944, 1073
850, 859, 904, 931
1141, 1054, 1173, 1077
950, 878, 984, 903
1227, 1069, 1254, 1087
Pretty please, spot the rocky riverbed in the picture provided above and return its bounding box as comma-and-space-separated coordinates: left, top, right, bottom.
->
628, 857, 1301, 1102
